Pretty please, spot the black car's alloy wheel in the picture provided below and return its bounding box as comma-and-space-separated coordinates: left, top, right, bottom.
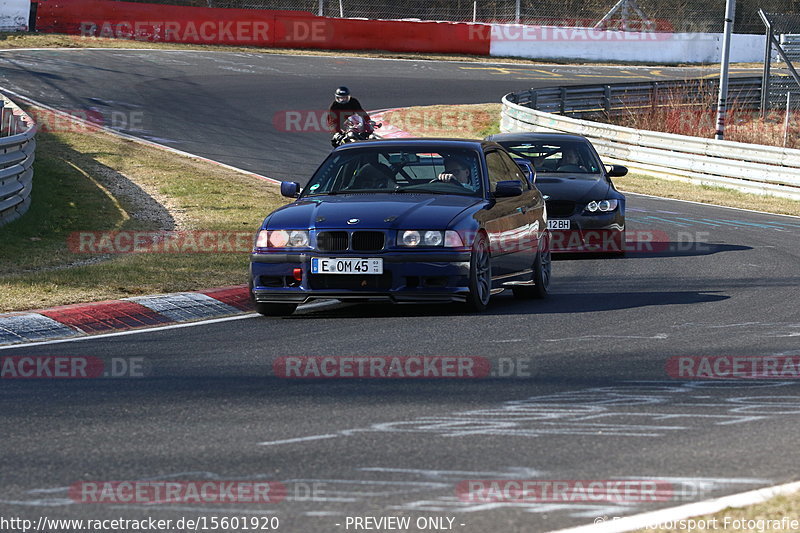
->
465, 233, 492, 312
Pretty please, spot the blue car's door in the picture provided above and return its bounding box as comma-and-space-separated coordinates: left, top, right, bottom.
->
482, 149, 539, 277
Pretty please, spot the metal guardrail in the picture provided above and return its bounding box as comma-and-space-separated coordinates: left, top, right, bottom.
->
502, 77, 800, 200
0, 94, 36, 227
506, 77, 762, 118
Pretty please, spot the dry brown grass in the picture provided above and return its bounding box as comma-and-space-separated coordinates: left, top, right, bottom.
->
611, 82, 800, 149
380, 104, 502, 138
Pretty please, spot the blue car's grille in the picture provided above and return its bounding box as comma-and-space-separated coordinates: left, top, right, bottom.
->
351, 231, 385, 251
317, 231, 348, 251
315, 231, 385, 252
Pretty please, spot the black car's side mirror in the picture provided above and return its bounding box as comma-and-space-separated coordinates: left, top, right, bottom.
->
607, 165, 628, 177
280, 181, 301, 198
494, 180, 524, 198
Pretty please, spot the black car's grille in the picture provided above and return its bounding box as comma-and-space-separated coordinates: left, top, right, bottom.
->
316, 231, 348, 251
351, 231, 385, 251
308, 272, 393, 291
547, 201, 577, 218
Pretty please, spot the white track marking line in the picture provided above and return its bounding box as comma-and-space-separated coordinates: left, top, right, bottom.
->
258, 434, 340, 446
548, 480, 800, 533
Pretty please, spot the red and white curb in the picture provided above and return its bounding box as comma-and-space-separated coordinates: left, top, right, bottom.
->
370, 109, 414, 139
0, 285, 252, 346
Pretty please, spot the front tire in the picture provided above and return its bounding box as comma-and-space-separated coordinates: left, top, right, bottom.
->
465, 233, 492, 312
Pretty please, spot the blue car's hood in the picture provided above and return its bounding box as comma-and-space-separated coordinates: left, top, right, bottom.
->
535, 176, 612, 203
266, 194, 482, 230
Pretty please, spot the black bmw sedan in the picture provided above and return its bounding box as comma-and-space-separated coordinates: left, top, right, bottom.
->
487, 132, 628, 255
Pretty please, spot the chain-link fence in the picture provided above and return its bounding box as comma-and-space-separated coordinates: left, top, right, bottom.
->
760, 11, 800, 114
111, 0, 800, 33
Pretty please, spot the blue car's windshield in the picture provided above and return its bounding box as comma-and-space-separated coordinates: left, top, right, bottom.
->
500, 141, 603, 177
302, 148, 484, 197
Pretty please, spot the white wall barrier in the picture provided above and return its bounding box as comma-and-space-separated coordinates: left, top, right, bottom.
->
502, 94, 800, 200
489, 25, 765, 64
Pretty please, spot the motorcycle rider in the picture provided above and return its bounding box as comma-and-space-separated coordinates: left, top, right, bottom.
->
328, 86, 371, 146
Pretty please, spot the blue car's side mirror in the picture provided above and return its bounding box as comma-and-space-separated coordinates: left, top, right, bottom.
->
607, 165, 628, 178
494, 180, 524, 198
280, 181, 300, 198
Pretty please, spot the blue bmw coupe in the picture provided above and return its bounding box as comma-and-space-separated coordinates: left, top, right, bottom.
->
249, 139, 551, 316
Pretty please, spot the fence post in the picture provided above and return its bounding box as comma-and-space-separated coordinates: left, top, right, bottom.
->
759, 9, 772, 117
785, 92, 792, 147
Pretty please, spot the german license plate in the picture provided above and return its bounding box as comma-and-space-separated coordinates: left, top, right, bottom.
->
311, 257, 383, 274
548, 219, 571, 230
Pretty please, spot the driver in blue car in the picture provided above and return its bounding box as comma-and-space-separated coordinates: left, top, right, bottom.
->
436, 156, 472, 188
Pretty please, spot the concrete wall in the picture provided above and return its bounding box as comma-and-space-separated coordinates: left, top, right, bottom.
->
489, 25, 765, 63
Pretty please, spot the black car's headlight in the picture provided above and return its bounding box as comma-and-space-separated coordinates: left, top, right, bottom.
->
584, 199, 619, 213
397, 230, 463, 247
255, 230, 310, 249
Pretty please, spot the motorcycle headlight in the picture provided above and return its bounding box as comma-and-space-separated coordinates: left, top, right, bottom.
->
585, 199, 619, 213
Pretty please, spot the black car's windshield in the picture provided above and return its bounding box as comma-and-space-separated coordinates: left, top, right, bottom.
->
500, 141, 603, 177
302, 148, 484, 197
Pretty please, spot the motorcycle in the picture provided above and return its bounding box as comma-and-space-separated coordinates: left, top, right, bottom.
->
331, 114, 382, 148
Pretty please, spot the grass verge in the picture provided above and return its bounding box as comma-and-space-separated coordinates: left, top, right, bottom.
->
0, 108, 285, 312
384, 104, 800, 217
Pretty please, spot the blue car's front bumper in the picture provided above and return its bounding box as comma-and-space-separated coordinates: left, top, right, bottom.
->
250, 251, 472, 304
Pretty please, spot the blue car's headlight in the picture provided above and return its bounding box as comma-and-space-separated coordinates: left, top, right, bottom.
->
255, 230, 310, 248
398, 230, 464, 247
584, 199, 619, 213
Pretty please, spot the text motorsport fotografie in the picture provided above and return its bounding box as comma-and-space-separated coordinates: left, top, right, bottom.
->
343, 516, 459, 530
646, 517, 800, 531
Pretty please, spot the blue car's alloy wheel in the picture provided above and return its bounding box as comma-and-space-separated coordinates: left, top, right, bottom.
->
465, 233, 491, 312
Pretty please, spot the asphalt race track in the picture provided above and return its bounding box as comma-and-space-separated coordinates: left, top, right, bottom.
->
1, 50, 800, 533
